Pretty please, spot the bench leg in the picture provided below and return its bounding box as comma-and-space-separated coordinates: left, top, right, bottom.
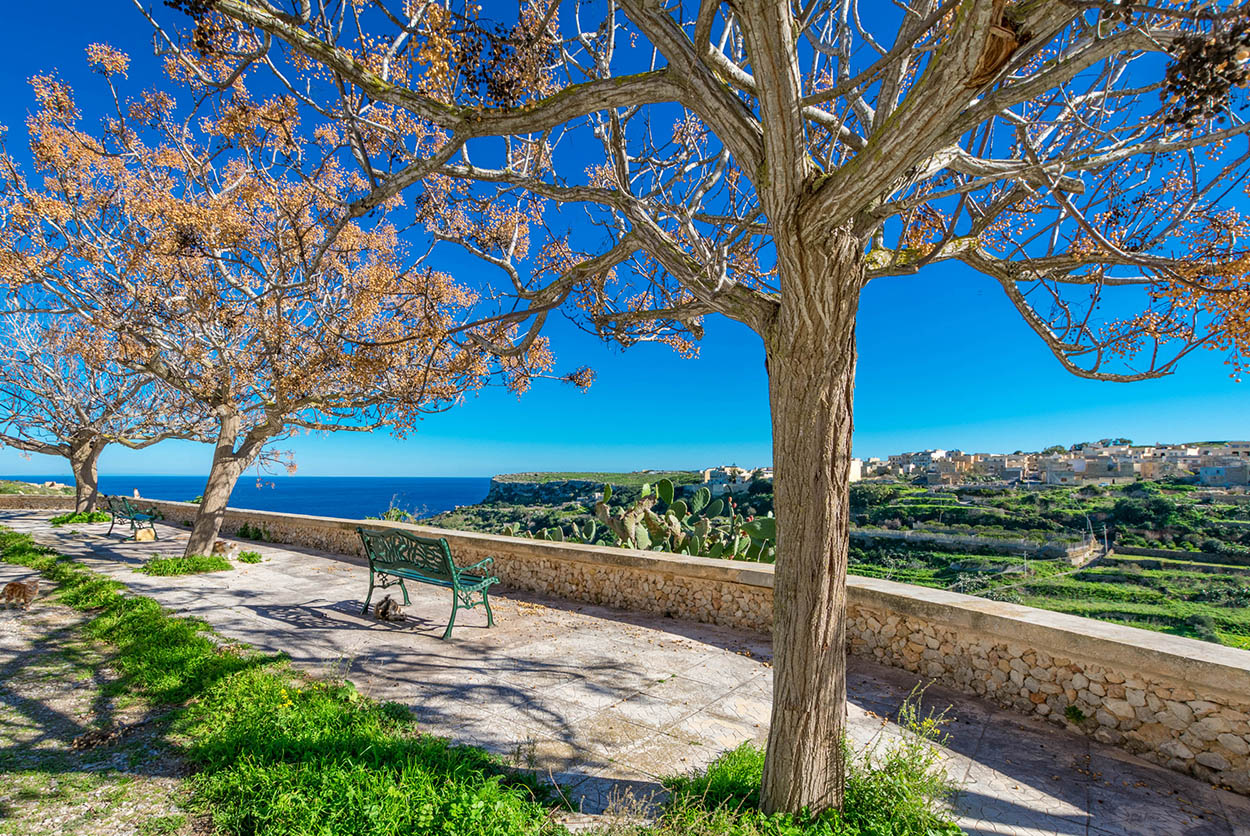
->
361, 569, 376, 616
107, 516, 115, 537
482, 591, 495, 628
149, 520, 159, 541
442, 595, 458, 640
398, 579, 411, 607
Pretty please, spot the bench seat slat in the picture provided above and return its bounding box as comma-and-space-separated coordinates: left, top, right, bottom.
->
377, 570, 495, 591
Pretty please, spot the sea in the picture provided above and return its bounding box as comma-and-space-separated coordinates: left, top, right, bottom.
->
3, 474, 493, 521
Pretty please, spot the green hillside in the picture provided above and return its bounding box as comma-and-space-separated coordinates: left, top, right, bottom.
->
493, 471, 703, 487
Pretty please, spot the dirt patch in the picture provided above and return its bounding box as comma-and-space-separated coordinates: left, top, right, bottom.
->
0, 580, 196, 835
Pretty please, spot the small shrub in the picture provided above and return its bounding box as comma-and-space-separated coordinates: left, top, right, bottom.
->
137, 554, 233, 576
368, 503, 418, 523
1064, 705, 1086, 725
1185, 614, 1220, 642
50, 510, 111, 526
237, 551, 262, 564
236, 522, 269, 541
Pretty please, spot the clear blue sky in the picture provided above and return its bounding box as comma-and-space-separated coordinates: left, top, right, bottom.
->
0, 3, 1244, 479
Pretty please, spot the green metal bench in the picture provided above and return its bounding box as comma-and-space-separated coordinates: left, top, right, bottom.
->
356, 527, 499, 639
105, 495, 159, 540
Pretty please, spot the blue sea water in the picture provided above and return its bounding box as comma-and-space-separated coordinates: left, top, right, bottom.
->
4, 474, 492, 521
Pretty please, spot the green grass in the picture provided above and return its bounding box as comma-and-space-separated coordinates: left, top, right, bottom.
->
237, 551, 263, 564
50, 510, 112, 526
631, 702, 961, 836
1004, 556, 1250, 647
1219, 632, 1250, 650
136, 554, 234, 576
137, 814, 187, 835
1016, 590, 1250, 645
0, 532, 260, 705
184, 671, 558, 835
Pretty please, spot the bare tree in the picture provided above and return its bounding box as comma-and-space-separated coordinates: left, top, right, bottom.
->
146, 0, 1250, 812
0, 314, 208, 512
0, 46, 561, 556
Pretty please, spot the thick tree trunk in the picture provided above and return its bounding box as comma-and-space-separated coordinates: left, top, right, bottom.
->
185, 413, 248, 557
69, 436, 105, 514
759, 225, 863, 815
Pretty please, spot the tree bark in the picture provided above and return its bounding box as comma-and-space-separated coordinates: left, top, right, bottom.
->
185, 412, 249, 557
69, 435, 105, 514
759, 223, 863, 815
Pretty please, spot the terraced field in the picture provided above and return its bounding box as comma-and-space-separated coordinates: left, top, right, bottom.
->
847, 541, 1072, 593
1016, 555, 1250, 650
848, 541, 1250, 650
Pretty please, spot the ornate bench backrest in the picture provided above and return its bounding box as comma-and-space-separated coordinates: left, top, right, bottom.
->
357, 527, 456, 584
105, 495, 127, 515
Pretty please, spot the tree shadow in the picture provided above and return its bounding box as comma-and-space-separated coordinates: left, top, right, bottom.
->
0, 621, 95, 748
247, 601, 390, 631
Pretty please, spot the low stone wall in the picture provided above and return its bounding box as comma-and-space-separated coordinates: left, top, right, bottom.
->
1, 494, 1248, 794
1113, 544, 1250, 567
846, 580, 1250, 792
133, 498, 777, 631
851, 527, 1099, 564
0, 495, 75, 511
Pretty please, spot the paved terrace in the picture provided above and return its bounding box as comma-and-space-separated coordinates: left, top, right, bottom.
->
1, 510, 1247, 836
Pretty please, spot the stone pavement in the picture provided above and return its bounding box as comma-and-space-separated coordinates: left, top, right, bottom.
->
2, 510, 1247, 835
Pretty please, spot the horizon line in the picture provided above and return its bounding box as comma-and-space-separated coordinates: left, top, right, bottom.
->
1, 473, 497, 480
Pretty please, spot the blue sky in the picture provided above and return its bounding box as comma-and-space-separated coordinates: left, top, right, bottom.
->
0, 3, 1244, 479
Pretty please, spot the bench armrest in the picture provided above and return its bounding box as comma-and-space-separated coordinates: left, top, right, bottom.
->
459, 556, 495, 574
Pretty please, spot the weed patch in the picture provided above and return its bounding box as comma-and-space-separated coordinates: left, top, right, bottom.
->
137, 815, 187, 835
236, 522, 269, 541
635, 705, 962, 836
136, 554, 233, 576
50, 511, 111, 526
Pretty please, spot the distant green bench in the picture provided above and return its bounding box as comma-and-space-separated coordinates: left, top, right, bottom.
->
105, 495, 159, 540
356, 527, 499, 639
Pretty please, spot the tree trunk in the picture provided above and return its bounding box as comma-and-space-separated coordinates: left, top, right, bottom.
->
185, 412, 248, 557
759, 224, 863, 815
69, 436, 105, 514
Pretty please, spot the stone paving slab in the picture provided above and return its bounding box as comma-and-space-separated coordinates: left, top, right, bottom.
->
2, 510, 1247, 834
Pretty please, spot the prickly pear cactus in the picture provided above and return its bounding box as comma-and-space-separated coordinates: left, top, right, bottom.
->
503, 479, 777, 562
